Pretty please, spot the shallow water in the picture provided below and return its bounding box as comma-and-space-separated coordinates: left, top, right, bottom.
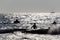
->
0, 31, 60, 40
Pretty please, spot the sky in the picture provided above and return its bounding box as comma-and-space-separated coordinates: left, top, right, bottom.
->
0, 0, 60, 13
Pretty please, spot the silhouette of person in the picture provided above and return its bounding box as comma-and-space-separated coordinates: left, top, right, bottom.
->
14, 19, 20, 24
52, 21, 57, 25
31, 23, 37, 29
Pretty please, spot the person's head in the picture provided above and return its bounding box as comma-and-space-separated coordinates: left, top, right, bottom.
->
34, 23, 36, 25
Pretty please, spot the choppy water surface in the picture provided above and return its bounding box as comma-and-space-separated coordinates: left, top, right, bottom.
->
0, 31, 60, 40
0, 13, 60, 40
0, 23, 59, 40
